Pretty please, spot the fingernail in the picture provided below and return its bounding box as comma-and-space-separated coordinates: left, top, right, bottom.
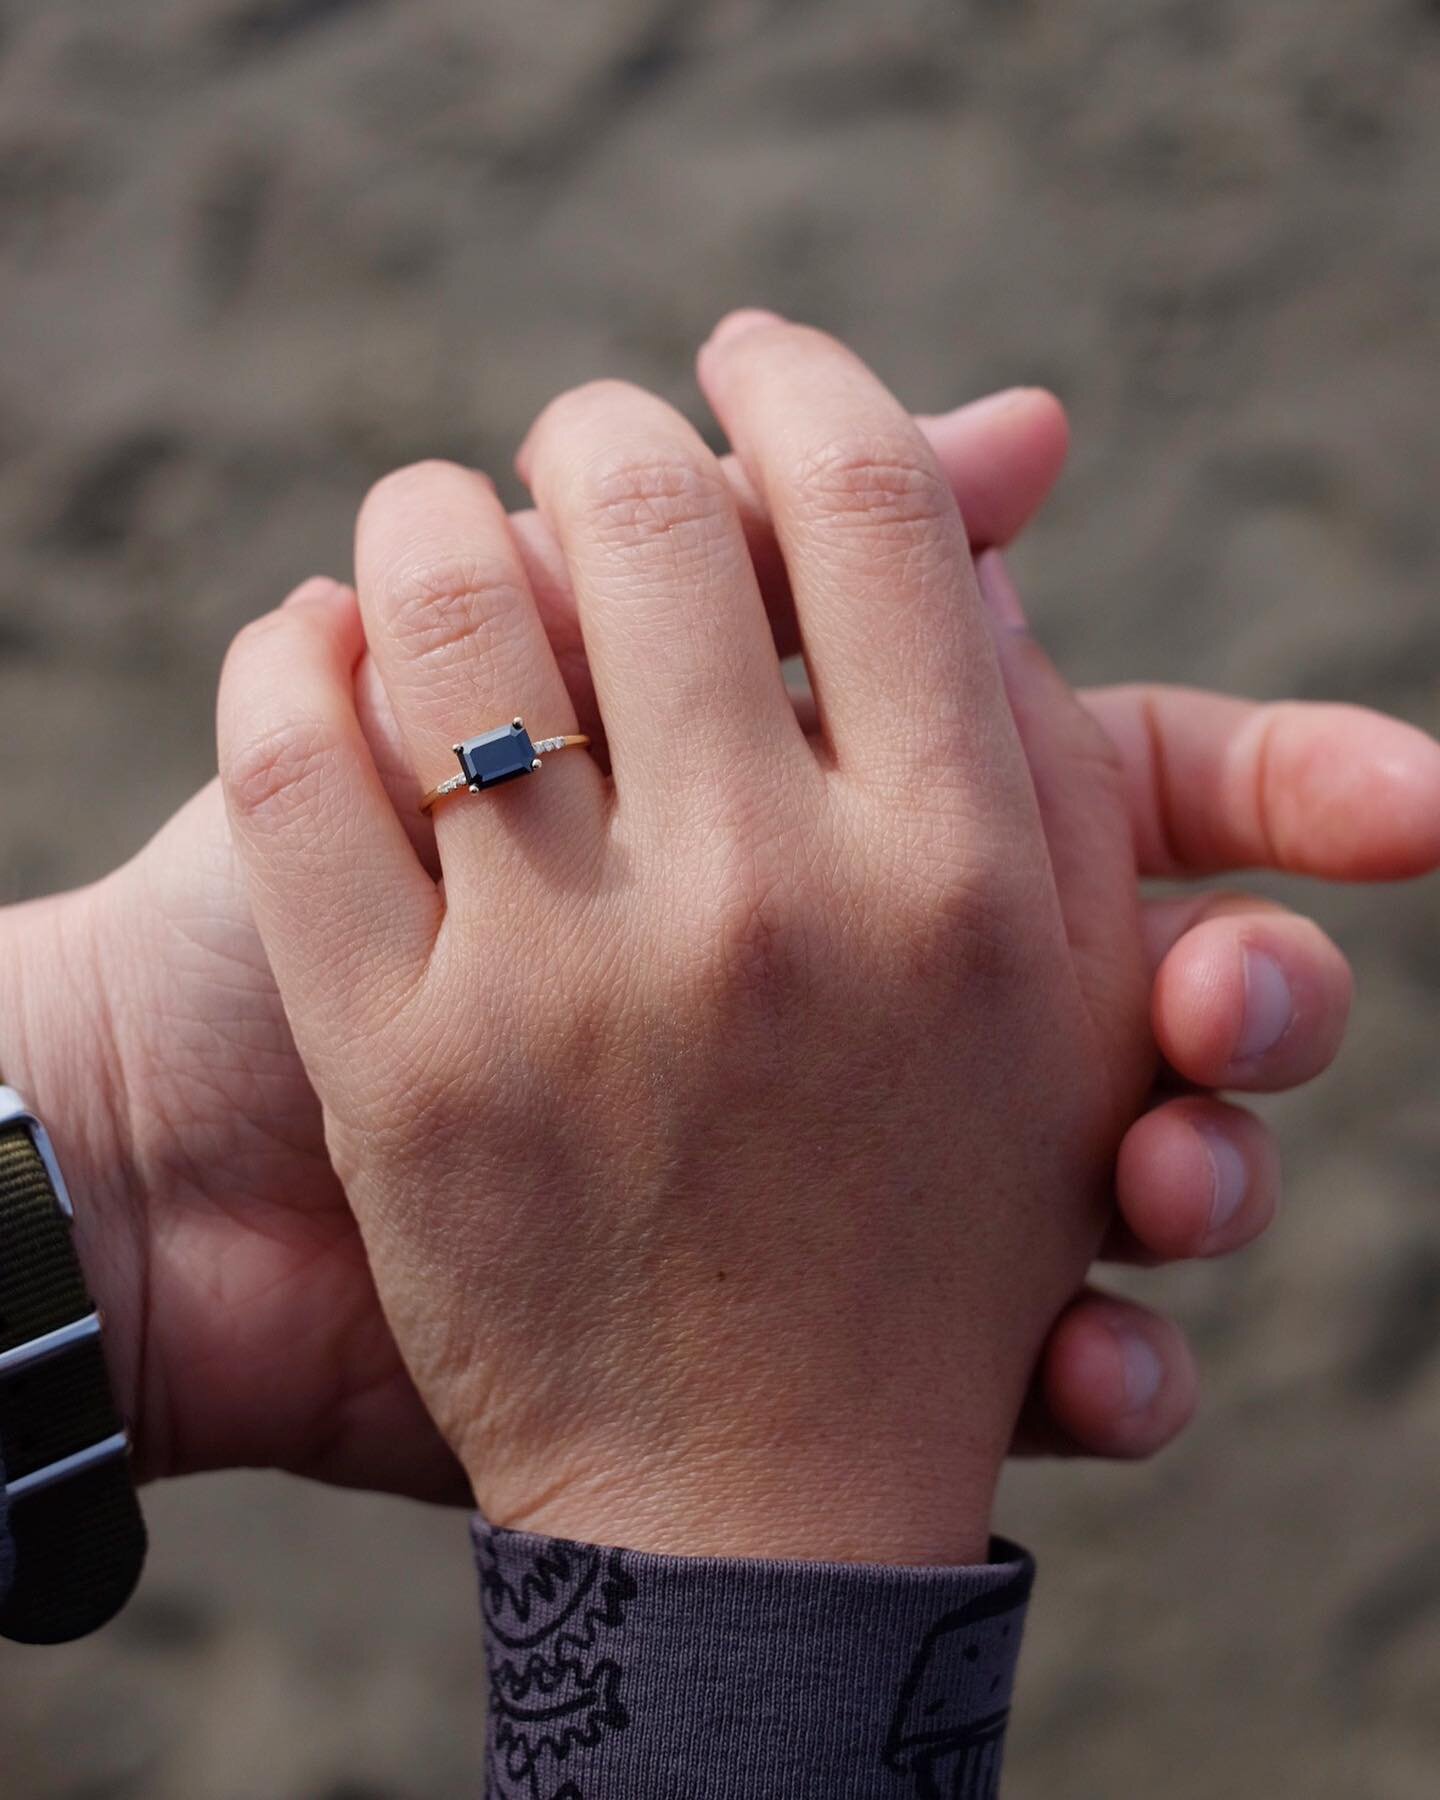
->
705, 307, 786, 354
1198, 1122, 1248, 1237
976, 549, 1029, 635
1118, 1328, 1164, 1413
1236, 949, 1294, 1061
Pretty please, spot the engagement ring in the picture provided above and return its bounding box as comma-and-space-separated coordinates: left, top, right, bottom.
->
419, 718, 590, 814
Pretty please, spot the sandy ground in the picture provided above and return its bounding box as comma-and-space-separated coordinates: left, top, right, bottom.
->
1, 1, 1438, 1794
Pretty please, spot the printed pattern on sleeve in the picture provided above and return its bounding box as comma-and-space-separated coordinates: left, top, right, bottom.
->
475, 1517, 1033, 1800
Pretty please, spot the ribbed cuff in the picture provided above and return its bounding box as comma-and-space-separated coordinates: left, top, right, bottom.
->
474, 1516, 1034, 1799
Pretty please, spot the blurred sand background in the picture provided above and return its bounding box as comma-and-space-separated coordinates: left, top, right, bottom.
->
1, 1, 1438, 1794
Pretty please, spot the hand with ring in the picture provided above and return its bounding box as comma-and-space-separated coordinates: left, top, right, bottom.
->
2, 329, 1436, 1504
210, 313, 1439, 1556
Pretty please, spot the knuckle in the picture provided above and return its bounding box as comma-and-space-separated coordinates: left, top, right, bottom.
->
223, 714, 336, 829
890, 839, 1026, 991
793, 430, 954, 535
574, 444, 733, 564
672, 834, 811, 1021
383, 549, 530, 667
710, 876, 796, 1009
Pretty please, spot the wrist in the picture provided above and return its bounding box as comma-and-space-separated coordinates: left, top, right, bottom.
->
471, 1437, 1001, 1567
0, 881, 154, 1479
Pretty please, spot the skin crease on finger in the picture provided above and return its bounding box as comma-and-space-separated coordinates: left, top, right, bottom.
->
4, 342, 1439, 1507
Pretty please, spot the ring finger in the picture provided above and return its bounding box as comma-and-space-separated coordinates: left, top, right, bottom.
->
354, 460, 602, 885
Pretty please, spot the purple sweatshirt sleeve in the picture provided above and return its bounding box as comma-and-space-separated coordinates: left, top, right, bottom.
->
474, 1516, 1033, 1799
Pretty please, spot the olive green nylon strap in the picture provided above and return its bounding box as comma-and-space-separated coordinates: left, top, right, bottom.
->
0, 1124, 146, 1643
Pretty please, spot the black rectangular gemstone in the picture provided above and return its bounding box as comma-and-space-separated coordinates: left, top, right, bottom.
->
456, 723, 537, 790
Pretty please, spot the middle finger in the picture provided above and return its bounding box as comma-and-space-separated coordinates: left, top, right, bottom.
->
517, 380, 808, 825
697, 310, 1032, 816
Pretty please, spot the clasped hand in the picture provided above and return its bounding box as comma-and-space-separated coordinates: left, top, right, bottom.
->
181, 313, 1430, 1558
5, 316, 1435, 1532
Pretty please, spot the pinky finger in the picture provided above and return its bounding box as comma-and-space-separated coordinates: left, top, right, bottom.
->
1018, 1290, 1199, 1459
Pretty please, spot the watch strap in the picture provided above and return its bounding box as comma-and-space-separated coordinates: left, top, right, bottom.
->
0, 1094, 146, 1643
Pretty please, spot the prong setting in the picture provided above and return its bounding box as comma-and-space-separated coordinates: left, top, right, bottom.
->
422, 722, 589, 813
454, 720, 539, 791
